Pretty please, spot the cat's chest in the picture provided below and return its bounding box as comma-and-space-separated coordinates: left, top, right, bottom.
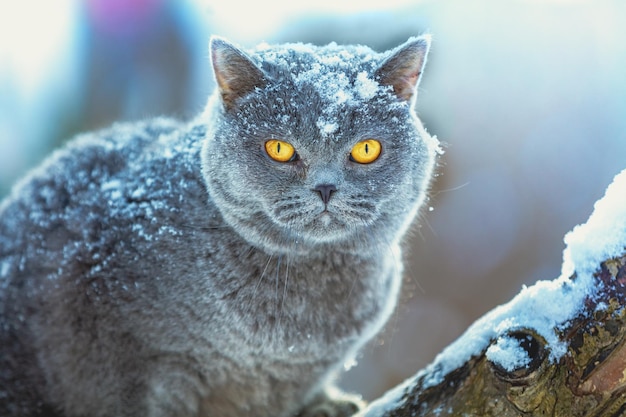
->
183, 233, 400, 355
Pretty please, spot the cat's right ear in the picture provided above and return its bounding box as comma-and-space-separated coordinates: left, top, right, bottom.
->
210, 36, 268, 111
375, 35, 431, 104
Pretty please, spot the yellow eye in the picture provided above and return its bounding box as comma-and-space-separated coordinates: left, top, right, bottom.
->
350, 139, 381, 164
265, 139, 296, 162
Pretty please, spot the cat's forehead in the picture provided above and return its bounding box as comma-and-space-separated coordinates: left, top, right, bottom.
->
251, 42, 388, 103
245, 42, 399, 141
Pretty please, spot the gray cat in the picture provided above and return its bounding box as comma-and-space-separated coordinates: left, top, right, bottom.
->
0, 35, 438, 417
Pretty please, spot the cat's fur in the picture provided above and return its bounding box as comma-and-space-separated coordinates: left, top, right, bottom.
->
0, 36, 438, 417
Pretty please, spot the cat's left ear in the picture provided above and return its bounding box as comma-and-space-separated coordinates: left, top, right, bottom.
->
210, 36, 268, 111
375, 35, 431, 103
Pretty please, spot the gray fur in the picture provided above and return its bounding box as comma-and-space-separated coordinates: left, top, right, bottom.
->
0, 36, 438, 417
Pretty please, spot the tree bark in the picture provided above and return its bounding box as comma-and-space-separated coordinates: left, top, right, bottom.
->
358, 185, 626, 416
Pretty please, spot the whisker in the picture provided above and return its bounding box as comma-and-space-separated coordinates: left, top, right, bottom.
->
241, 254, 273, 319
385, 299, 402, 360
253, 255, 274, 296
345, 264, 359, 302
405, 260, 426, 296
431, 181, 469, 196
278, 253, 290, 330
274, 254, 283, 338
415, 213, 437, 242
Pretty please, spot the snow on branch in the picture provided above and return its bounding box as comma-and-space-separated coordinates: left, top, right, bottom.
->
359, 168, 626, 416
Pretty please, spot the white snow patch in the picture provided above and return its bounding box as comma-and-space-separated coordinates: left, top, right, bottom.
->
410, 168, 626, 390
0, 260, 9, 277
595, 301, 609, 312
316, 118, 338, 136
131, 186, 146, 199
343, 356, 358, 371
485, 334, 531, 372
101, 179, 123, 200
334, 88, 352, 105
132, 223, 152, 241
562, 168, 626, 279
355, 71, 379, 100
163, 147, 174, 159
294, 68, 354, 107
101, 179, 122, 191
429, 135, 444, 156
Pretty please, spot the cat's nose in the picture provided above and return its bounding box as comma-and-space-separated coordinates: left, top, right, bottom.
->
313, 184, 337, 205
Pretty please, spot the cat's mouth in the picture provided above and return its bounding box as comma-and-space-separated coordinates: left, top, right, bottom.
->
270, 195, 377, 243
296, 207, 367, 243
304, 213, 349, 238
317, 210, 335, 226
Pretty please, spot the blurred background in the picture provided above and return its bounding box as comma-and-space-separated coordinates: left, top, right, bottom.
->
1, 0, 625, 401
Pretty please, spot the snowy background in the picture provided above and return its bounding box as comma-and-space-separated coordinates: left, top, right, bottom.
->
1, 0, 625, 401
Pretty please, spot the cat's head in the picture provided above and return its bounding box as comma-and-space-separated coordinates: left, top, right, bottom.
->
201, 36, 439, 255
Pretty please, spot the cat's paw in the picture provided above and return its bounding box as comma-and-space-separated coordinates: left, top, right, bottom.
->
295, 388, 365, 417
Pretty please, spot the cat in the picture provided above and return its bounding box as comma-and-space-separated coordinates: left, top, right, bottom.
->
0, 35, 438, 417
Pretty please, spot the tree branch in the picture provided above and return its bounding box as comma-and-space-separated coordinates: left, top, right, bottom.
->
358, 169, 626, 417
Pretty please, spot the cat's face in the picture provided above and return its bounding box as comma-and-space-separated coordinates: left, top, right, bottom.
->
202, 37, 439, 254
